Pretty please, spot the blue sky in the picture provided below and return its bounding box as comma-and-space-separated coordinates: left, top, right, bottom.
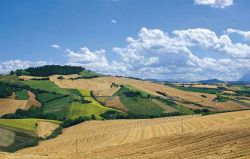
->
0, 0, 250, 81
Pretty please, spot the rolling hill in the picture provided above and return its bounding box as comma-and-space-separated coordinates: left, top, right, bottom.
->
0, 65, 249, 157
0, 110, 249, 158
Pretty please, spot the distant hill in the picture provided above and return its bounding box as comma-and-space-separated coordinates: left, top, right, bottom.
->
239, 73, 250, 82
11, 65, 85, 77
197, 79, 224, 84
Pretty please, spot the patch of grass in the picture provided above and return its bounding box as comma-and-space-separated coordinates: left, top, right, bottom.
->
176, 105, 195, 115
114, 86, 165, 116
173, 86, 220, 94
23, 80, 68, 94
0, 128, 15, 147
66, 89, 83, 100
115, 85, 151, 97
213, 95, 231, 102
0, 129, 38, 152
42, 96, 73, 120
0, 119, 38, 132
36, 92, 66, 103
67, 90, 113, 119
67, 102, 110, 120
79, 89, 91, 96
119, 95, 165, 116
0, 75, 22, 84
15, 90, 29, 100
78, 70, 100, 78
0, 119, 61, 134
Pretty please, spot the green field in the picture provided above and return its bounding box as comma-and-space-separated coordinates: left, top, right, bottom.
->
42, 96, 73, 120
38, 88, 110, 120
0, 128, 15, 147
67, 90, 112, 119
0, 119, 61, 133
15, 90, 29, 100
36, 92, 66, 103
23, 80, 68, 94
119, 95, 165, 116
173, 86, 219, 94
0, 75, 22, 84
80, 89, 91, 96
0, 119, 61, 152
114, 86, 165, 116
79, 70, 100, 78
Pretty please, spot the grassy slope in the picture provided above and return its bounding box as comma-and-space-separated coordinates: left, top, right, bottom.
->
23, 80, 68, 94
120, 96, 165, 116
79, 70, 100, 77
0, 119, 61, 152
42, 96, 73, 119
0, 128, 15, 147
115, 86, 165, 116
67, 90, 112, 119
15, 90, 29, 100
0, 119, 61, 133
36, 93, 66, 104
173, 86, 219, 94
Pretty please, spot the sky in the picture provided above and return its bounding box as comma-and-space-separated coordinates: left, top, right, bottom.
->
0, 0, 250, 81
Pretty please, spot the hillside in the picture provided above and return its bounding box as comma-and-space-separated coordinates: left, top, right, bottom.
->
0, 110, 249, 158
0, 65, 250, 155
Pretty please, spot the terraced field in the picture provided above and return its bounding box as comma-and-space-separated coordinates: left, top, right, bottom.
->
0, 110, 247, 159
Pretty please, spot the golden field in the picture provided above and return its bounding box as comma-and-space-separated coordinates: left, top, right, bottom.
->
0, 110, 249, 159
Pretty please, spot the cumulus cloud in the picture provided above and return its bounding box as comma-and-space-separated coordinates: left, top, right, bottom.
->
65, 47, 128, 75
226, 29, 250, 40
51, 44, 61, 49
194, 0, 234, 8
0, 60, 49, 74
65, 27, 250, 81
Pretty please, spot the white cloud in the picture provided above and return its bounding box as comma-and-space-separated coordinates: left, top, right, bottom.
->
226, 29, 250, 40
65, 47, 110, 72
0, 60, 49, 74
194, 0, 234, 8
65, 27, 250, 81
112, 27, 250, 80
51, 44, 61, 49
111, 19, 117, 24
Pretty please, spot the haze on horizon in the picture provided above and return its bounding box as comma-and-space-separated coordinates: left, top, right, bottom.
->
0, 0, 249, 81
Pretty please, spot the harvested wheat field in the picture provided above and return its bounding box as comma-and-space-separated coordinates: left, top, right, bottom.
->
105, 96, 128, 112
0, 92, 41, 116
50, 76, 248, 111
37, 121, 60, 138
50, 75, 120, 96
193, 84, 218, 89
18, 75, 47, 80
1, 110, 249, 159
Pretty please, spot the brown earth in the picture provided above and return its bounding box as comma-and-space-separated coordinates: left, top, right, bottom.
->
0, 91, 41, 116
105, 96, 128, 112
37, 121, 59, 138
